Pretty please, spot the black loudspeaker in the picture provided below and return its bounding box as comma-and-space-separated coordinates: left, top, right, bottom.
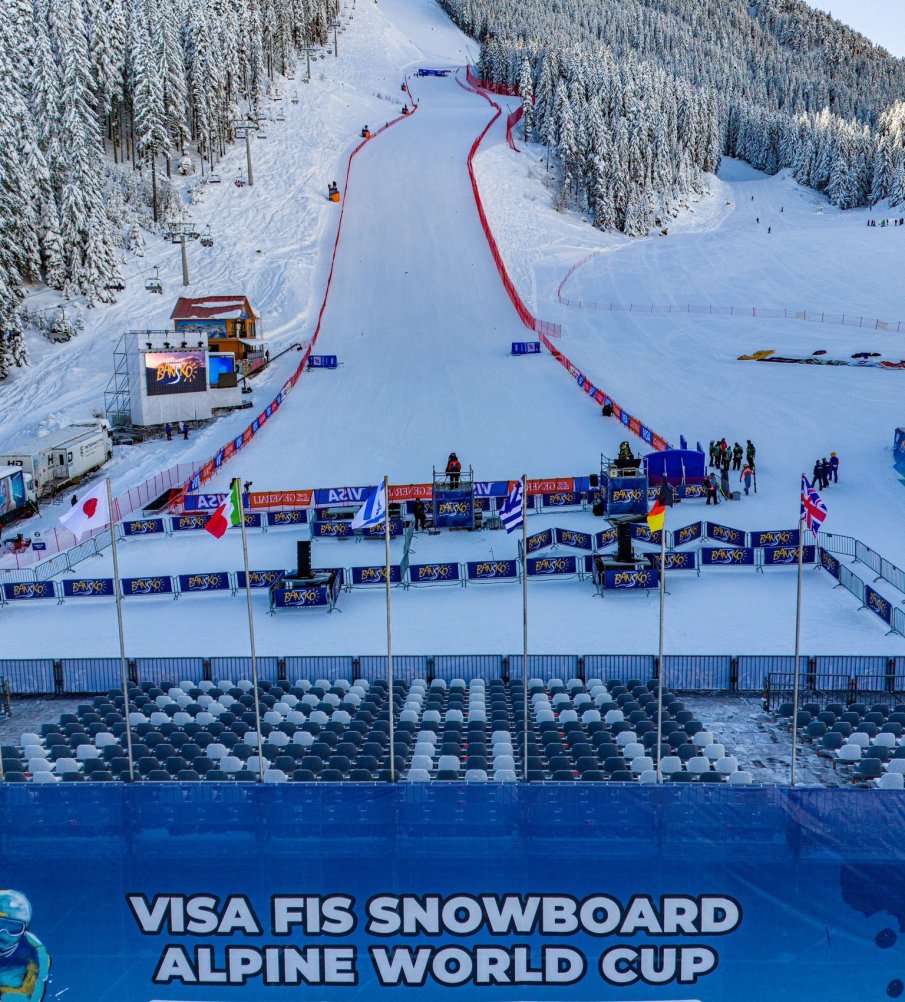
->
589, 473, 599, 488
592, 501, 605, 517
296, 540, 312, 578
616, 522, 634, 563
602, 403, 613, 417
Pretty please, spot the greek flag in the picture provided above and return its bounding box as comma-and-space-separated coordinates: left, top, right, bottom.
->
499, 480, 524, 534
350, 482, 387, 530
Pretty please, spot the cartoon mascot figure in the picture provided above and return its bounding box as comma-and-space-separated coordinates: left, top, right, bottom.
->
0, 891, 50, 1001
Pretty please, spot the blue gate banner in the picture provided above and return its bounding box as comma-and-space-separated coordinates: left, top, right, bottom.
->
705, 522, 746, 546
631, 522, 663, 545
315, 486, 371, 506
121, 576, 173, 597
123, 518, 166, 536
752, 529, 800, 548
511, 341, 541, 354
542, 491, 581, 508
171, 514, 209, 532
672, 522, 703, 547
314, 521, 353, 539
242, 513, 263, 529
554, 528, 593, 551
178, 572, 232, 594
183, 493, 227, 511
62, 578, 115, 598
3, 581, 56, 601
865, 585, 892, 625
359, 520, 404, 539
3, 784, 905, 1002
595, 528, 617, 549
267, 510, 308, 527
236, 569, 285, 589
466, 560, 518, 581
433, 489, 474, 529
678, 483, 707, 499
525, 529, 553, 554
350, 565, 403, 585
473, 481, 509, 498
606, 475, 648, 516
820, 549, 841, 579
308, 354, 338, 368
272, 583, 331, 608
646, 551, 697, 571
762, 545, 816, 565
527, 555, 578, 577
603, 567, 659, 589
409, 562, 461, 584
701, 546, 756, 566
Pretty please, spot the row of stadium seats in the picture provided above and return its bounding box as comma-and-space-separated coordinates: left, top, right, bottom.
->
2, 676, 748, 783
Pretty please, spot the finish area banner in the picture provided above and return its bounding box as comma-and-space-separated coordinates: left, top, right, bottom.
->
1, 785, 902, 1001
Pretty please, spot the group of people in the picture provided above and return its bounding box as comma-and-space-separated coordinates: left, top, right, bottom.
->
866, 218, 904, 227
164, 423, 190, 441
709, 438, 755, 472
811, 453, 839, 489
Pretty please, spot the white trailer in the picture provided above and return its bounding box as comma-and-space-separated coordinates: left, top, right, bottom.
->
0, 422, 113, 498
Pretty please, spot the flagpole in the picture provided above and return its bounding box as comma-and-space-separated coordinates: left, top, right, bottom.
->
385, 475, 395, 782
656, 518, 666, 783
521, 475, 528, 783
790, 506, 806, 787
107, 477, 135, 783
237, 478, 265, 783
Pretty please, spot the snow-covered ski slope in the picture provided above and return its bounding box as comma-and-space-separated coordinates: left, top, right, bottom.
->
1, 0, 903, 657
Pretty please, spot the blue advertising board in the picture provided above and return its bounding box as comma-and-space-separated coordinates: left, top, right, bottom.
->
62, 578, 115, 598
2, 785, 905, 1002
183, 493, 226, 511
121, 576, 174, 597
761, 545, 816, 566
701, 547, 756, 566
433, 489, 474, 529
526, 555, 578, 577
267, 510, 308, 527
525, 528, 553, 554
308, 354, 338, 368
171, 514, 209, 532
511, 341, 541, 354
409, 562, 461, 584
359, 520, 404, 539
2, 581, 56, 602
554, 528, 593, 551
595, 528, 617, 549
603, 567, 659, 589
314, 521, 353, 539
820, 549, 841, 579
865, 584, 892, 625
271, 583, 332, 608
236, 569, 285, 589
178, 572, 232, 594
472, 481, 509, 498
671, 521, 703, 547
466, 560, 518, 582
645, 551, 697, 571
606, 475, 648, 516
314, 486, 371, 506
542, 491, 581, 508
123, 518, 166, 536
705, 522, 746, 546
751, 529, 800, 548
350, 565, 403, 586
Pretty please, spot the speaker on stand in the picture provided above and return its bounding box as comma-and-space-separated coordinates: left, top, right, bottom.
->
296, 539, 312, 578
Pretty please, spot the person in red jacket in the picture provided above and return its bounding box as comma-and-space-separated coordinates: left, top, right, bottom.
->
446, 453, 461, 488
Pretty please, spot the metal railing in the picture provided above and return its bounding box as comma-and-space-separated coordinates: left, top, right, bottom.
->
764, 670, 905, 711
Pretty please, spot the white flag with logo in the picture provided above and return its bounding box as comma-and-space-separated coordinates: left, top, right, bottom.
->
350, 482, 387, 530
59, 482, 111, 540
499, 480, 524, 534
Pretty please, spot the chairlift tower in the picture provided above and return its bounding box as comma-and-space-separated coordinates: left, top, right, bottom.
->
164, 222, 201, 287
329, 19, 341, 57
231, 119, 259, 187
303, 46, 318, 81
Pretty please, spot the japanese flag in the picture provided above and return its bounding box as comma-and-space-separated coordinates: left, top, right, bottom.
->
59, 483, 111, 540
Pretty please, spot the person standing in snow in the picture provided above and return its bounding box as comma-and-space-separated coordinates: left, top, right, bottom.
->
446, 452, 461, 488
820, 457, 831, 488
829, 452, 839, 483
705, 473, 719, 505
165, 423, 172, 441
740, 464, 753, 496
181, 422, 189, 440
413, 498, 427, 530
732, 442, 743, 471
708, 440, 716, 468
746, 439, 756, 468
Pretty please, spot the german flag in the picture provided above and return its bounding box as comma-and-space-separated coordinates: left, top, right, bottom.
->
646, 499, 666, 535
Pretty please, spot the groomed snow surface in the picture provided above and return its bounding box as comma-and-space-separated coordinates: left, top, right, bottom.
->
0, 0, 902, 666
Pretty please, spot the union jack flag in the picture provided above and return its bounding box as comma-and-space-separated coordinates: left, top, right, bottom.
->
800, 475, 828, 539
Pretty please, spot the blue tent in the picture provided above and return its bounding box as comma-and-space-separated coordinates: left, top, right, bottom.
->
644, 448, 707, 486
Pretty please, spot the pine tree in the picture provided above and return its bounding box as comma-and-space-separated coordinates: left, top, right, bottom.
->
518, 56, 534, 141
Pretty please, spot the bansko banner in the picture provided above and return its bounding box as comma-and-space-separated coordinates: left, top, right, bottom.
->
603, 568, 659, 589
123, 518, 167, 536
751, 529, 800, 548
701, 547, 756, 566
466, 560, 518, 581
705, 522, 746, 547
865, 585, 893, 625
62, 578, 116, 598
606, 476, 648, 516
433, 490, 474, 530
762, 545, 816, 566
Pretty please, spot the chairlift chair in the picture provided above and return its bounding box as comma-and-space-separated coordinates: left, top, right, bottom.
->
291, 91, 300, 104
105, 281, 126, 292
235, 171, 247, 188
275, 110, 286, 122
144, 266, 163, 294
200, 226, 214, 248
207, 172, 222, 184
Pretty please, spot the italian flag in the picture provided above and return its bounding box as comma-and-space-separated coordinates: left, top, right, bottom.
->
205, 481, 242, 539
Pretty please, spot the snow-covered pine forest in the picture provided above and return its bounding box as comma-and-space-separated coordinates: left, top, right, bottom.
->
439, 0, 905, 234
0, 0, 338, 379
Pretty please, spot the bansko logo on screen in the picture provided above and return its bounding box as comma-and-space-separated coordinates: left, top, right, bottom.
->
145, 352, 207, 396
125, 892, 741, 990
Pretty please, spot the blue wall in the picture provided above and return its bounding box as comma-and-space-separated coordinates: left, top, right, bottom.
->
1, 785, 903, 1001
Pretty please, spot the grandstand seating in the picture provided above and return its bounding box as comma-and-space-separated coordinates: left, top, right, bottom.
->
0, 676, 750, 784
775, 699, 905, 787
